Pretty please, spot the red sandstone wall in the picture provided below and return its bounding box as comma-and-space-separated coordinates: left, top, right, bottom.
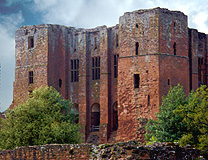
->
13, 25, 49, 106
117, 8, 160, 142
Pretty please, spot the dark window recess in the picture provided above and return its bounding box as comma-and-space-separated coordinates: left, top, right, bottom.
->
114, 54, 119, 78
92, 57, 100, 80
198, 57, 204, 82
94, 37, 97, 50
173, 42, 176, 55
28, 36, 34, 49
174, 22, 176, 32
116, 34, 119, 47
147, 95, 150, 106
136, 42, 139, 55
29, 71, 33, 84
136, 24, 138, 28
168, 79, 170, 85
59, 79, 62, 88
134, 74, 140, 88
71, 59, 79, 82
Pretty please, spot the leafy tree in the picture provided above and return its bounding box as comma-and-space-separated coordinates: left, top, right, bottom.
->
0, 86, 81, 150
145, 84, 188, 142
175, 85, 208, 155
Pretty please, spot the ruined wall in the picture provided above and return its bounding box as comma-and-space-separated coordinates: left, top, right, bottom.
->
188, 29, 208, 91
13, 25, 49, 106
0, 142, 203, 160
158, 9, 189, 99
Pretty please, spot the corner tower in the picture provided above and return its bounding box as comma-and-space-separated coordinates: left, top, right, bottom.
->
117, 8, 189, 142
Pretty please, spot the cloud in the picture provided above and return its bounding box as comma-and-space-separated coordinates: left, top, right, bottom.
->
30, 0, 208, 33
4, 0, 31, 7
0, 11, 24, 111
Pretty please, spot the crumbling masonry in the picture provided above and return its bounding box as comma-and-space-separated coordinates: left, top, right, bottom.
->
12, 7, 208, 143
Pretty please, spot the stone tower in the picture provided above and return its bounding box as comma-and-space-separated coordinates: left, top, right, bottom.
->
12, 8, 208, 143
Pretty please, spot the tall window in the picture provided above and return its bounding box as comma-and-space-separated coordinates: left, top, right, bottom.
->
29, 71, 33, 84
173, 42, 176, 55
92, 57, 100, 80
136, 42, 139, 55
198, 57, 203, 82
114, 54, 119, 78
134, 74, 140, 88
28, 36, 34, 49
71, 59, 79, 82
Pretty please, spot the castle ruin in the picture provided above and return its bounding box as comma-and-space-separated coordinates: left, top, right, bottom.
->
13, 7, 208, 143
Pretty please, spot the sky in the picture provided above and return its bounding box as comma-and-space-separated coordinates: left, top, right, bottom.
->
0, 0, 208, 112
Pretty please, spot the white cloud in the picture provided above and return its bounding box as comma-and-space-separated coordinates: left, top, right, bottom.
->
0, 11, 24, 112
30, 0, 208, 33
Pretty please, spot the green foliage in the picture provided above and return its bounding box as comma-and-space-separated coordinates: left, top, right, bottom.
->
0, 86, 82, 150
175, 85, 208, 155
145, 84, 188, 142
146, 136, 159, 145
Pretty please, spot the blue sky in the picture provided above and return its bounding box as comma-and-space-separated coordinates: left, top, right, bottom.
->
0, 0, 208, 112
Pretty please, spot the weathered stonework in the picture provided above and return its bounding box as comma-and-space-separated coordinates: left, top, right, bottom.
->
0, 142, 204, 160
12, 7, 208, 143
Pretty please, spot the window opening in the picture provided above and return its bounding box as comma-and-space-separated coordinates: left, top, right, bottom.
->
92, 57, 100, 80
94, 37, 97, 50
134, 74, 140, 88
116, 33, 119, 47
168, 79, 170, 85
198, 57, 204, 82
173, 42, 176, 55
174, 22, 176, 32
114, 54, 119, 78
136, 42, 139, 55
29, 71, 33, 84
147, 95, 150, 106
71, 59, 79, 82
136, 24, 138, 28
28, 36, 34, 49
59, 79, 62, 88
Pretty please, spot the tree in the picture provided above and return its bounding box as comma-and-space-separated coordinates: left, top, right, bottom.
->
0, 86, 82, 150
145, 84, 188, 142
175, 85, 208, 155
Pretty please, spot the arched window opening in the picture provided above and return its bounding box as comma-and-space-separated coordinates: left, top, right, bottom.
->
91, 103, 100, 132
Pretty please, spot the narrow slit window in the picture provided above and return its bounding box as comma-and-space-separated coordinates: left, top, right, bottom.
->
136, 42, 139, 55
136, 24, 139, 28
147, 95, 150, 106
114, 54, 119, 78
168, 79, 170, 85
29, 71, 33, 84
116, 33, 119, 47
59, 79, 62, 88
92, 57, 100, 80
94, 37, 97, 50
134, 74, 140, 88
174, 22, 176, 32
71, 59, 79, 82
173, 42, 176, 55
28, 36, 34, 49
